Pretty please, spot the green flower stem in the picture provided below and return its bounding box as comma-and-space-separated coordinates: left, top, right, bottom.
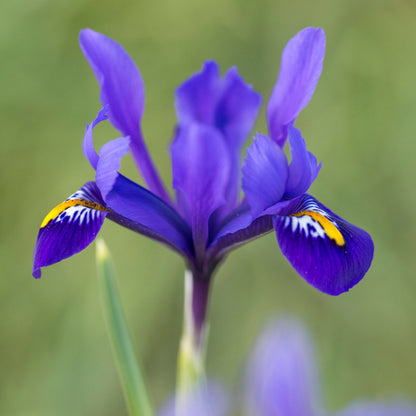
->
176, 270, 210, 402
96, 239, 153, 416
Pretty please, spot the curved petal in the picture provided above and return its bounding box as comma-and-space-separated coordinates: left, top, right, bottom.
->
175, 61, 221, 125
284, 125, 321, 199
96, 136, 130, 199
106, 174, 192, 255
216, 66, 262, 148
33, 182, 108, 278
79, 29, 169, 202
217, 67, 262, 206
334, 401, 416, 416
82, 107, 108, 170
171, 123, 230, 256
79, 29, 144, 139
274, 194, 374, 295
267, 27, 325, 147
242, 134, 288, 218
176, 62, 261, 208
244, 317, 322, 416
91, 130, 192, 254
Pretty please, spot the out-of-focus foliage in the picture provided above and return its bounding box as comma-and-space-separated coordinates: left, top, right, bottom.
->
1, 0, 415, 414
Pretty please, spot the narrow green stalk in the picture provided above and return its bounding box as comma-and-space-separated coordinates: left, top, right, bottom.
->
96, 239, 153, 416
176, 270, 209, 404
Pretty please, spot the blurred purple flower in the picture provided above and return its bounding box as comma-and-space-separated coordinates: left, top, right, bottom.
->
164, 318, 416, 416
33, 27, 373, 307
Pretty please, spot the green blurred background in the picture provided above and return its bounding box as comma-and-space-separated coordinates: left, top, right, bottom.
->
1, 0, 416, 414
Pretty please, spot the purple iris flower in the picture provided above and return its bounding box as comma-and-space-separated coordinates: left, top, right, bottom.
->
33, 27, 373, 304
159, 318, 416, 416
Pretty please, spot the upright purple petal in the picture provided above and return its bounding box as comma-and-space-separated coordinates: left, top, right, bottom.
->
267, 27, 325, 147
284, 125, 321, 199
79, 29, 170, 201
216, 67, 262, 206
274, 194, 374, 295
79, 29, 144, 139
33, 182, 108, 278
215, 66, 262, 148
171, 123, 230, 257
175, 61, 221, 125
244, 317, 322, 416
242, 134, 288, 218
335, 401, 416, 416
176, 62, 261, 208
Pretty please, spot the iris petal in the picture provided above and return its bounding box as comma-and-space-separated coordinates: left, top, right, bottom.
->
175, 62, 261, 209
79, 29, 169, 201
96, 136, 130, 200
82, 107, 108, 170
171, 123, 230, 257
106, 175, 192, 255
244, 318, 322, 416
33, 182, 108, 278
79, 29, 144, 139
284, 125, 321, 199
175, 61, 221, 125
273, 194, 374, 295
242, 134, 288, 218
267, 27, 325, 147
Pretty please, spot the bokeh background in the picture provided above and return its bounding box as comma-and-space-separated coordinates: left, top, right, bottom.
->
1, 0, 416, 414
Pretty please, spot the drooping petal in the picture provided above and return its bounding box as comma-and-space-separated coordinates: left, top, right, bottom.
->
87, 127, 192, 254
171, 123, 230, 256
267, 27, 325, 147
158, 383, 229, 416
244, 317, 322, 416
242, 134, 288, 218
33, 182, 108, 278
79, 29, 169, 201
273, 194, 374, 295
207, 212, 273, 263
334, 401, 416, 416
95, 136, 130, 200
284, 125, 321, 199
82, 107, 108, 170
106, 175, 192, 255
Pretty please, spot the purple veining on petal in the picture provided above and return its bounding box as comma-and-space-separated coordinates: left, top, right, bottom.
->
33, 182, 108, 278
274, 194, 374, 295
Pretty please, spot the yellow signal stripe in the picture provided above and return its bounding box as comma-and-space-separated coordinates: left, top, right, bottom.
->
41, 199, 109, 228
291, 210, 345, 246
